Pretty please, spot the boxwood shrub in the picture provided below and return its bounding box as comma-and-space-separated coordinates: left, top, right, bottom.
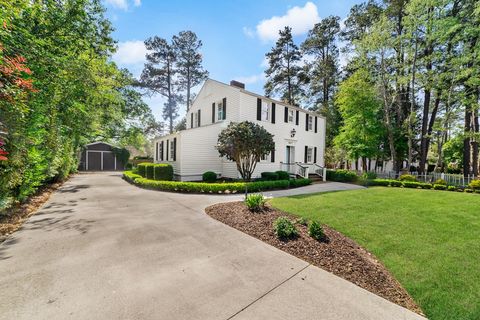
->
137, 162, 150, 177
145, 163, 155, 180
468, 179, 480, 190
403, 181, 423, 188
433, 184, 447, 190
447, 185, 457, 191
326, 169, 357, 182
399, 174, 417, 182
275, 170, 290, 180
154, 164, 173, 181
122, 172, 311, 194
261, 172, 279, 181
202, 171, 217, 183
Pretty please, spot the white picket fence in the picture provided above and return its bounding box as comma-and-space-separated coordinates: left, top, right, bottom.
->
368, 171, 477, 186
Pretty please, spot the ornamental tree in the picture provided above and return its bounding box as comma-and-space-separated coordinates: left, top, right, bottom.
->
216, 121, 274, 181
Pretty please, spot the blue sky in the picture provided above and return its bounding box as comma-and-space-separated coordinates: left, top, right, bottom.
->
106, 0, 363, 122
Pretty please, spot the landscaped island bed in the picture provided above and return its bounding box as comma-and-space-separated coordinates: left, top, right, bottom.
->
205, 201, 422, 315
271, 187, 480, 320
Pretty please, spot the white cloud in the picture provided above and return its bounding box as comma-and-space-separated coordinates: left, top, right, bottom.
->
234, 73, 265, 85
255, 2, 320, 41
104, 0, 141, 11
113, 40, 147, 65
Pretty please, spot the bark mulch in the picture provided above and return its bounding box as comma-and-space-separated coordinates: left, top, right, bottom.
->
0, 179, 66, 242
205, 201, 423, 316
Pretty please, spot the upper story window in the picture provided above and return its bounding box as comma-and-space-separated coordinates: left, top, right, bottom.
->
308, 115, 313, 131
193, 112, 199, 128
170, 140, 175, 161
288, 109, 294, 123
261, 101, 270, 121
217, 102, 224, 121
260, 152, 270, 162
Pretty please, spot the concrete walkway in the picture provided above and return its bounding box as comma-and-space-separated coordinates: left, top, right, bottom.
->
0, 173, 424, 320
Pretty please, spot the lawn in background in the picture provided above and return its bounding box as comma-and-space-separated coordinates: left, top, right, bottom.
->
271, 187, 480, 320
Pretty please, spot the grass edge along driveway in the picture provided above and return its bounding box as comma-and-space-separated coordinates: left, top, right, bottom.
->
270, 187, 480, 320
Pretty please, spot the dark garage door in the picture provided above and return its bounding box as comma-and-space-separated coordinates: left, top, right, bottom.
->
103, 152, 116, 170
87, 152, 102, 171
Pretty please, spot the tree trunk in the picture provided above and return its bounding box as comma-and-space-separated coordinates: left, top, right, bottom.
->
464, 107, 472, 177
472, 108, 479, 176
419, 35, 433, 174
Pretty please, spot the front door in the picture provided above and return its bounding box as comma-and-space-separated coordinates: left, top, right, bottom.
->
286, 146, 295, 164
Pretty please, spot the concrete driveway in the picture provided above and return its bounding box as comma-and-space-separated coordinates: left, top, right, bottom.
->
0, 173, 424, 320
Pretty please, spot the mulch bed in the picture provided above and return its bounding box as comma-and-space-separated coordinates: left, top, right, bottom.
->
0, 179, 67, 242
205, 201, 423, 316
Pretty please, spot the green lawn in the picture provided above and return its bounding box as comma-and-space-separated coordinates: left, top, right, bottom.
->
270, 187, 480, 320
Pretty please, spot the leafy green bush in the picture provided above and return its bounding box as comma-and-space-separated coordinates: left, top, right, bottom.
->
390, 180, 403, 187
370, 179, 392, 186
123, 171, 142, 183
399, 174, 417, 182
154, 164, 173, 181
328, 169, 357, 182
419, 183, 433, 189
275, 170, 290, 180
308, 220, 325, 241
447, 185, 457, 191
468, 179, 480, 190
433, 184, 447, 190
434, 179, 447, 185
202, 171, 217, 183
261, 172, 279, 181
297, 217, 309, 226
145, 163, 155, 179
244, 193, 266, 212
289, 178, 312, 188
465, 188, 474, 193
125, 163, 133, 170
403, 181, 423, 188
362, 172, 377, 180
137, 163, 149, 177
274, 217, 298, 239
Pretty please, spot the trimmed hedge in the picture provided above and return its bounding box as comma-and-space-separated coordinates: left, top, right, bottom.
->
326, 169, 357, 182
154, 164, 173, 181
433, 184, 447, 190
137, 162, 149, 177
276, 170, 290, 180
261, 172, 279, 181
123, 171, 312, 194
202, 171, 217, 183
399, 174, 417, 182
145, 163, 155, 179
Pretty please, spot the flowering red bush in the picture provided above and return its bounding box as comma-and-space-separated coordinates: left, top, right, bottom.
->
0, 139, 7, 161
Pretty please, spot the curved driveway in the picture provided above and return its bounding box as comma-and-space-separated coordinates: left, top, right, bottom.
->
0, 173, 424, 320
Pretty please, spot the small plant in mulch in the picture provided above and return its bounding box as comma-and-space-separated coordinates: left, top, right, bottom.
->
273, 217, 298, 239
308, 220, 326, 241
296, 216, 309, 226
244, 193, 266, 212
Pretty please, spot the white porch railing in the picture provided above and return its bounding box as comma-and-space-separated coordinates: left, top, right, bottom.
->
280, 162, 327, 181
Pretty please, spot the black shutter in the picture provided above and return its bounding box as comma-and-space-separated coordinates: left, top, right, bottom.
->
271, 143, 275, 163
212, 103, 215, 123
198, 109, 201, 127
160, 141, 164, 161
257, 98, 262, 120
295, 110, 299, 125
222, 97, 227, 120
271, 103, 276, 123
190, 113, 193, 128
284, 107, 288, 122
305, 114, 309, 131
314, 147, 317, 163
304, 146, 308, 163
155, 142, 158, 161
315, 116, 318, 133
173, 137, 177, 161
166, 139, 169, 160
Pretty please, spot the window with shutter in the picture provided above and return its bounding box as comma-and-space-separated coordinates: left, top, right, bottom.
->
257, 98, 262, 121
197, 109, 201, 127
288, 109, 294, 123
315, 116, 318, 133
212, 103, 215, 123
160, 141, 164, 161
284, 107, 288, 122
261, 101, 270, 121
166, 139, 169, 160
190, 113, 193, 128
222, 97, 226, 120
170, 140, 175, 161
271, 143, 275, 162
271, 103, 276, 123
155, 142, 158, 161
314, 147, 317, 163
295, 110, 299, 125
305, 114, 309, 131
173, 138, 177, 161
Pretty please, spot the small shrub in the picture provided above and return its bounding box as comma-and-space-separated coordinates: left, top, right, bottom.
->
362, 172, 377, 180
275, 170, 290, 180
202, 171, 217, 183
403, 181, 422, 188
399, 174, 417, 182
468, 179, 480, 190
308, 220, 325, 241
154, 164, 174, 181
123, 171, 142, 183
137, 162, 149, 177
274, 217, 298, 239
145, 163, 155, 179
465, 188, 474, 193
369, 179, 392, 186
433, 184, 447, 190
330, 169, 357, 182
261, 172, 279, 181
390, 180, 403, 187
125, 163, 133, 170
434, 179, 447, 185
289, 178, 312, 188
447, 185, 457, 191
297, 217, 309, 226
419, 183, 433, 189
244, 193, 266, 212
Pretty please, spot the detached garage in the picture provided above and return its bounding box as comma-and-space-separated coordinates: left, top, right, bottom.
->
79, 142, 125, 171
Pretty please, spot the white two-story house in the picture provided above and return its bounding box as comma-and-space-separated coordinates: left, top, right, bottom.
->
153, 79, 326, 181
